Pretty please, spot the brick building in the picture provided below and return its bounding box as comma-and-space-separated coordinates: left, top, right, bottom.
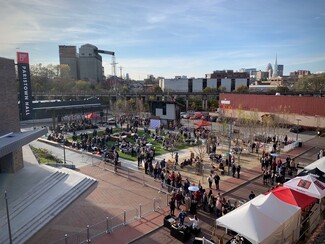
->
0, 57, 46, 173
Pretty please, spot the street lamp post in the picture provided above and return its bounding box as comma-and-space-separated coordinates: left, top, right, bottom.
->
5, 191, 13, 244
296, 119, 301, 142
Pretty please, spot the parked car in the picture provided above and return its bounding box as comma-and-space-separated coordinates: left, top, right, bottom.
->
209, 116, 217, 122
190, 112, 203, 120
289, 126, 303, 133
107, 118, 116, 125
180, 112, 187, 119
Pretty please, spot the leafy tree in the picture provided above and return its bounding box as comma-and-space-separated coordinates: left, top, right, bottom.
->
234, 85, 249, 93
203, 87, 217, 93
218, 86, 227, 92
293, 73, 325, 92
147, 85, 163, 93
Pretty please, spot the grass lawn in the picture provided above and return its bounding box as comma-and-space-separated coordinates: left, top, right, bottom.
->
66, 128, 196, 161
30, 146, 63, 164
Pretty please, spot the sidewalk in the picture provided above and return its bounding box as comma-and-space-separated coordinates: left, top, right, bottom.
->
24, 133, 317, 244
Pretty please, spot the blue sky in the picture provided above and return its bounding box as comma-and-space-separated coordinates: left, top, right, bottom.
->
1, 0, 325, 79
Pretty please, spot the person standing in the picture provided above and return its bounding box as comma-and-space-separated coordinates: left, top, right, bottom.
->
232, 163, 236, 177
114, 150, 119, 173
178, 209, 187, 225
169, 197, 176, 216
175, 152, 179, 165
214, 173, 220, 190
236, 164, 241, 179
249, 191, 256, 200
207, 174, 213, 189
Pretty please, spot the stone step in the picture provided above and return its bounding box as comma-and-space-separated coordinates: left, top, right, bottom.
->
0, 172, 96, 244
0, 171, 68, 229
12, 177, 96, 244
0, 171, 67, 223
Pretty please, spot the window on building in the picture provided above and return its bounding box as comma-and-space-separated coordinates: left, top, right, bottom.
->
203, 79, 207, 90
217, 79, 221, 89
231, 79, 236, 91
188, 79, 193, 92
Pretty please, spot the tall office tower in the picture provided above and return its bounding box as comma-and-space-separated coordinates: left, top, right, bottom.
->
266, 63, 273, 79
78, 44, 103, 82
277, 65, 284, 77
59, 45, 78, 80
273, 54, 278, 77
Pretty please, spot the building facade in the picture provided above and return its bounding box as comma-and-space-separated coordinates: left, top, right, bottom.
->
59, 44, 104, 82
78, 44, 103, 82
219, 93, 325, 129
59, 45, 78, 80
159, 70, 249, 92
0, 57, 23, 173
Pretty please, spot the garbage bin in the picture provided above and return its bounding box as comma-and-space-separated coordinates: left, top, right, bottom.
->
190, 152, 194, 159
299, 142, 302, 147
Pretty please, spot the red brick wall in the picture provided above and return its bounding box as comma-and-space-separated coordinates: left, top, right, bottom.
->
219, 94, 325, 117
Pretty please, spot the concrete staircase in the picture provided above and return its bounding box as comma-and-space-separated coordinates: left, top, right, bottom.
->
0, 168, 97, 244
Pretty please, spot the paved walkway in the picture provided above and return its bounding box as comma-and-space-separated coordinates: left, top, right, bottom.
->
1, 127, 320, 244
26, 137, 315, 244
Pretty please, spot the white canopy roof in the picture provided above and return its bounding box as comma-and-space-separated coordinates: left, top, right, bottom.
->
216, 193, 301, 244
305, 157, 325, 172
284, 174, 325, 199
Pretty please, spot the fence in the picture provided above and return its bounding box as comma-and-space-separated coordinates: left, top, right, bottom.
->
49, 195, 166, 244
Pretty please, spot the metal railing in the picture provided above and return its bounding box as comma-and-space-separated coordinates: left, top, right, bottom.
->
48, 163, 175, 244
49, 195, 167, 244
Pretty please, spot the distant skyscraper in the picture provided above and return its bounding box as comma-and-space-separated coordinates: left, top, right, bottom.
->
273, 54, 278, 77
266, 63, 273, 79
277, 65, 284, 77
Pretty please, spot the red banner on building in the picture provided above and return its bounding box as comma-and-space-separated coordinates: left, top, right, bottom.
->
17, 52, 33, 120
17, 52, 29, 64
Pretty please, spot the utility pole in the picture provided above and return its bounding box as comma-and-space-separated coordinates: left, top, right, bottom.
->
227, 123, 233, 176
296, 118, 301, 142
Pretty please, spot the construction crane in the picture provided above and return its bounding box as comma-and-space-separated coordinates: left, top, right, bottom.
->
96, 49, 116, 77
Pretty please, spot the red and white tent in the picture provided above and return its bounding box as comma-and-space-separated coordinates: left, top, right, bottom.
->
266, 186, 317, 210
284, 174, 325, 199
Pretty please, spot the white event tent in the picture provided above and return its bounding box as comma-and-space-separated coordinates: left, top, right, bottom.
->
216, 193, 301, 244
284, 174, 325, 199
305, 157, 325, 172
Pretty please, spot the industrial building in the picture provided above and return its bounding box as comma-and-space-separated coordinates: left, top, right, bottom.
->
159, 70, 249, 92
59, 44, 115, 82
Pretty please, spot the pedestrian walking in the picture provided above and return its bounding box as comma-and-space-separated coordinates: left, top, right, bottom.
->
214, 173, 220, 190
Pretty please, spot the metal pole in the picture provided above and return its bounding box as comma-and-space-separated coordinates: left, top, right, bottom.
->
86, 225, 91, 243
139, 204, 142, 218
64, 234, 68, 244
63, 145, 66, 164
5, 191, 12, 244
153, 198, 156, 211
106, 217, 110, 233
123, 210, 126, 225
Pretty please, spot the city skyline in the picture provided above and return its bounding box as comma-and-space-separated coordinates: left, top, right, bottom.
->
1, 0, 325, 80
